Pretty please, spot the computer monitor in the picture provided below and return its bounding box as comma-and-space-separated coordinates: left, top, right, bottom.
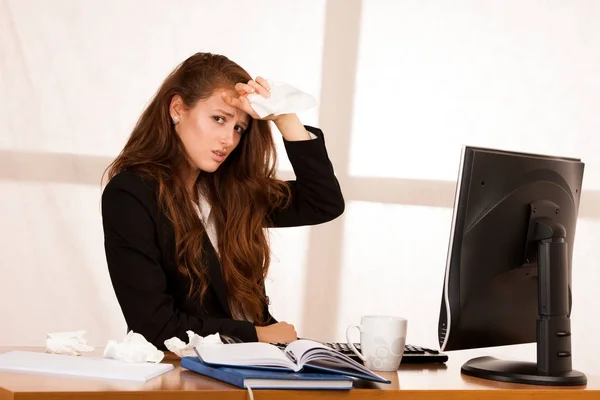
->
438, 145, 587, 386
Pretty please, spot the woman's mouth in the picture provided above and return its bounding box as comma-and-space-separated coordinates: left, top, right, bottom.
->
212, 150, 226, 162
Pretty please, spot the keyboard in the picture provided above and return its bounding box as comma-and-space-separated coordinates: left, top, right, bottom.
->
272, 341, 448, 365
323, 342, 448, 364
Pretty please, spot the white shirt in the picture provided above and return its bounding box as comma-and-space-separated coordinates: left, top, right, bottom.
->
192, 194, 219, 255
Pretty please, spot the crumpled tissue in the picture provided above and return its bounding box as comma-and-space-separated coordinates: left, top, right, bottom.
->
247, 79, 317, 119
46, 330, 94, 356
103, 331, 164, 363
164, 330, 222, 358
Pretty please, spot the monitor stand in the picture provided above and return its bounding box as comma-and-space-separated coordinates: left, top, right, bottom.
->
461, 214, 587, 386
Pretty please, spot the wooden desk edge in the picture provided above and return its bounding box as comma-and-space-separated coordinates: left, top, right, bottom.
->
3, 389, 600, 400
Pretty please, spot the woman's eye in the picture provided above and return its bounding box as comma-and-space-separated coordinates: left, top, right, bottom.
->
212, 116, 225, 123
234, 126, 245, 134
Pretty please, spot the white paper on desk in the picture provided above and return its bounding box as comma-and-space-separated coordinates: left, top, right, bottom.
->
0, 350, 173, 382
103, 331, 165, 363
164, 331, 222, 358
46, 330, 94, 356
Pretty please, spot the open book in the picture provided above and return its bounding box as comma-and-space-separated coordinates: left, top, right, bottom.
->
193, 339, 390, 383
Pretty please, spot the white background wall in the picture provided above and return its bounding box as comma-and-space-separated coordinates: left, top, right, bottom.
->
1, 0, 599, 375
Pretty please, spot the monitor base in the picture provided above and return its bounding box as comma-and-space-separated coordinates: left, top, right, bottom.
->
462, 356, 587, 386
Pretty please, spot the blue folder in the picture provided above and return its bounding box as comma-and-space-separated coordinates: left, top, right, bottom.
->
181, 356, 354, 390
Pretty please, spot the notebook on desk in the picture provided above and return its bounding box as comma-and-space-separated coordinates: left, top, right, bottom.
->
0, 350, 173, 382
181, 356, 353, 390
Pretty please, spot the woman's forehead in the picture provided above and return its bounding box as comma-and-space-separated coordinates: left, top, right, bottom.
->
200, 89, 249, 121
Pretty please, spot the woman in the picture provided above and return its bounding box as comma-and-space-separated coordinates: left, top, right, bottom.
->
101, 52, 344, 349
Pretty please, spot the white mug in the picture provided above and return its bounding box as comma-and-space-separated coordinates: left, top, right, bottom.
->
346, 315, 408, 371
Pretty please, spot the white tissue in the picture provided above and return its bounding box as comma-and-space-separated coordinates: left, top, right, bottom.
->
103, 331, 164, 363
247, 79, 317, 118
46, 330, 94, 356
164, 330, 222, 358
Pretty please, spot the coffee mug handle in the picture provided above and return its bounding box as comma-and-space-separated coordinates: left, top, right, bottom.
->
345, 325, 366, 362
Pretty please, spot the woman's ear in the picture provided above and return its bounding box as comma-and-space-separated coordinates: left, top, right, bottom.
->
169, 95, 185, 123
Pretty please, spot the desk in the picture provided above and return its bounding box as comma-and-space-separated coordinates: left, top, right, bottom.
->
0, 347, 598, 399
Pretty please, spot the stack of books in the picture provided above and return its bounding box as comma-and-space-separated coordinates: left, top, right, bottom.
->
181, 339, 391, 390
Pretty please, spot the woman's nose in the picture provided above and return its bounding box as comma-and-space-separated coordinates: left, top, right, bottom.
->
220, 131, 234, 148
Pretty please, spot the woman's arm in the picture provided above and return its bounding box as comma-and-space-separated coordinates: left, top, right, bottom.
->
222, 79, 345, 226
272, 113, 312, 141
268, 121, 345, 227
101, 172, 258, 349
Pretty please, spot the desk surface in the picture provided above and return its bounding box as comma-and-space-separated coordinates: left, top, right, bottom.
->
0, 347, 598, 400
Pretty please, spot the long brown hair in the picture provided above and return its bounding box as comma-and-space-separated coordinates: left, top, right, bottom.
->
103, 52, 291, 324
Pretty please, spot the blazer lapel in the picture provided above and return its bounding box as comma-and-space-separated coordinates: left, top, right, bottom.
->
202, 234, 232, 317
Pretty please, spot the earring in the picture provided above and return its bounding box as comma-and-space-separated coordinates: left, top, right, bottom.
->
172, 116, 179, 124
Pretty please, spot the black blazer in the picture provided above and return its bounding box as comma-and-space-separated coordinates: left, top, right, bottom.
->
101, 126, 344, 350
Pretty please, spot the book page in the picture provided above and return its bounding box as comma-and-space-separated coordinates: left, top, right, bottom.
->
285, 339, 329, 362
194, 343, 298, 371
285, 341, 389, 383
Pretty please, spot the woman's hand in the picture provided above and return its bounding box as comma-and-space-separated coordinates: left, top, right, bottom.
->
255, 322, 298, 344
224, 76, 310, 140
222, 76, 275, 120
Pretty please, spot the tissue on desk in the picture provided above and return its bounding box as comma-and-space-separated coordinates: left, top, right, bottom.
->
46, 330, 94, 356
164, 330, 222, 358
247, 79, 317, 119
103, 331, 164, 363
